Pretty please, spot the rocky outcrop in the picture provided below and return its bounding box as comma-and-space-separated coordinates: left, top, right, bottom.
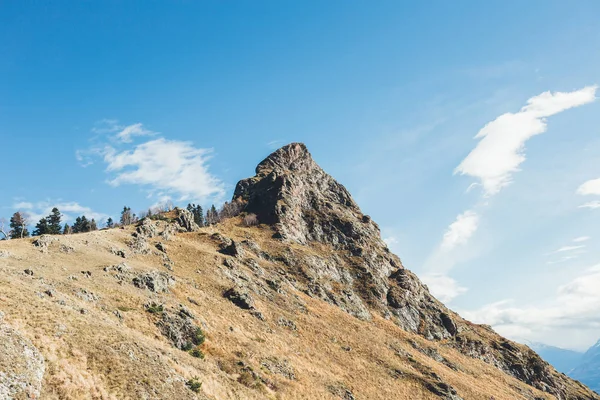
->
0, 312, 45, 399
233, 143, 598, 399
175, 208, 200, 232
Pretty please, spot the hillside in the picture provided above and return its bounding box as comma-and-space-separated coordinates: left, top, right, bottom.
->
0, 143, 597, 400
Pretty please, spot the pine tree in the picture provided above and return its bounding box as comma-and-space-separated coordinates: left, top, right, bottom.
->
63, 223, 72, 235
72, 216, 83, 233
106, 217, 114, 228
33, 218, 49, 236
9, 212, 29, 239
90, 219, 98, 231
47, 207, 62, 234
195, 205, 204, 227
80, 216, 91, 232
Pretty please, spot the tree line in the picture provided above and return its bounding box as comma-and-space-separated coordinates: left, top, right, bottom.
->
0, 199, 249, 240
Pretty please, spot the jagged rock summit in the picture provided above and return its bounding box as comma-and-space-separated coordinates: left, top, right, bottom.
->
234, 142, 597, 399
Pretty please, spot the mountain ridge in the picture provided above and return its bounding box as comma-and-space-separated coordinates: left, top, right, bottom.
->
0, 142, 596, 399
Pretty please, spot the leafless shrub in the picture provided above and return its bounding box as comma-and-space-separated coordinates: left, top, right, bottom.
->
242, 213, 259, 227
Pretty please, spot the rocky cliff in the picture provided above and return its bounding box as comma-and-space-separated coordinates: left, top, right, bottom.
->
234, 143, 597, 399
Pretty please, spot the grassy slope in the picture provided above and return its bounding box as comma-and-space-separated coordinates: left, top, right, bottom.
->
0, 219, 561, 399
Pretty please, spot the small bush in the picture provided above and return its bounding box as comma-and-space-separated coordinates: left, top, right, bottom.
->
186, 377, 202, 393
192, 327, 206, 346
145, 302, 164, 314
181, 342, 194, 351
243, 213, 259, 226
190, 348, 205, 359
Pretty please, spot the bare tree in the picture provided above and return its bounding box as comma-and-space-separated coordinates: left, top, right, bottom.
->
0, 218, 8, 240
242, 213, 259, 226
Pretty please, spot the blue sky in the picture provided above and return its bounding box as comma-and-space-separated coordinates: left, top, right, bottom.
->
3, 1, 600, 349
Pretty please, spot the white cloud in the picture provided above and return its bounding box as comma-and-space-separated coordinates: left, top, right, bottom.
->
383, 236, 399, 248
579, 201, 600, 209
573, 236, 591, 243
11, 201, 109, 225
115, 123, 156, 143
455, 86, 597, 196
91, 120, 157, 143
577, 178, 600, 196
462, 264, 600, 349
554, 245, 586, 253
441, 210, 479, 251
103, 138, 225, 203
422, 273, 468, 303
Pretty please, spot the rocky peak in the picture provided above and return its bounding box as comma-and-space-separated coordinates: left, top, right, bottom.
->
234, 143, 384, 253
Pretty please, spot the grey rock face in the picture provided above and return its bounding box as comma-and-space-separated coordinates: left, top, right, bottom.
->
0, 313, 45, 399
232, 142, 595, 399
175, 208, 200, 232
156, 309, 204, 350
136, 218, 158, 238
33, 235, 54, 252
132, 271, 175, 293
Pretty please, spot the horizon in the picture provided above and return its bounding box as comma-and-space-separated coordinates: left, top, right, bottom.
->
3, 1, 600, 352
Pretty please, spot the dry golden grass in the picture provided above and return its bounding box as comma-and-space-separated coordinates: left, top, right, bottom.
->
0, 220, 559, 399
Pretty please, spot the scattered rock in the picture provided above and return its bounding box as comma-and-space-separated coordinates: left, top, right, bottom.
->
76, 289, 98, 302
59, 244, 74, 253
132, 271, 175, 293
129, 236, 150, 255
0, 250, 10, 258
33, 235, 54, 252
277, 317, 297, 331
327, 382, 355, 400
155, 242, 167, 253
23, 269, 34, 276
80, 270, 92, 278
219, 240, 244, 258
156, 309, 205, 350
224, 287, 255, 310
260, 357, 296, 380
103, 262, 131, 273
110, 247, 127, 258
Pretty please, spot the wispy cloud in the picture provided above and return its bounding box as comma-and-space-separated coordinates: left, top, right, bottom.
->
104, 138, 225, 202
456, 86, 597, 196
577, 178, 600, 209
12, 200, 109, 225
573, 236, 591, 243
441, 210, 479, 251
78, 120, 225, 205
462, 263, 600, 350
421, 273, 467, 303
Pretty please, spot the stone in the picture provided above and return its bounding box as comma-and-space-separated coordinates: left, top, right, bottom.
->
0, 250, 10, 258
155, 309, 204, 350
132, 271, 175, 293
33, 235, 54, 252
23, 269, 34, 276
219, 240, 245, 258
224, 287, 255, 310
175, 208, 200, 232
135, 218, 158, 238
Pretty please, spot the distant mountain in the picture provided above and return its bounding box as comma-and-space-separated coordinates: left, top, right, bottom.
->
526, 341, 583, 374
571, 339, 600, 393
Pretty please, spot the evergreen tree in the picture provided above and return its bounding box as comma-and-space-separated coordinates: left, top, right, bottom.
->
63, 223, 72, 235
195, 205, 204, 227
90, 219, 98, 231
80, 216, 91, 232
72, 216, 83, 233
33, 218, 49, 236
47, 207, 62, 234
9, 212, 29, 239
106, 217, 114, 228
